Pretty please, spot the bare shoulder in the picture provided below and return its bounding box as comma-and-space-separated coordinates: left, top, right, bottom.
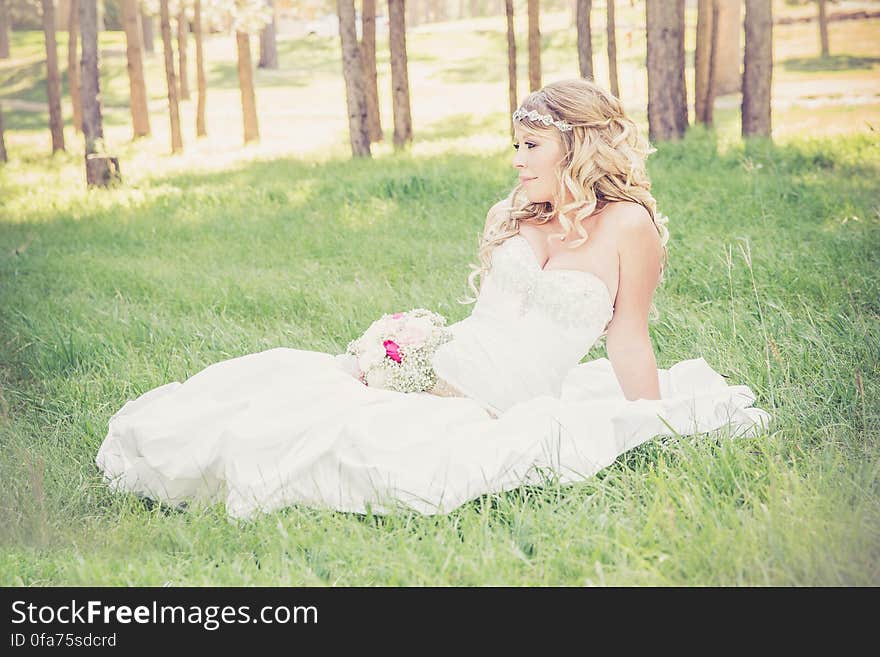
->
602, 200, 652, 230
603, 201, 661, 254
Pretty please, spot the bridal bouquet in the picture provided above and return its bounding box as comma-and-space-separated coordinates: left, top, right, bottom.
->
345, 308, 454, 393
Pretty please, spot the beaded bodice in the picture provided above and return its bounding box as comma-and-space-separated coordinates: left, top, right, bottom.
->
430, 234, 615, 414
492, 234, 614, 330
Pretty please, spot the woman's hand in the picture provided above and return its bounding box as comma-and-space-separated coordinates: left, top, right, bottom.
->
603, 204, 664, 401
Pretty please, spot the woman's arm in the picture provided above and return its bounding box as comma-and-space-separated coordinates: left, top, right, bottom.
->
603, 205, 664, 401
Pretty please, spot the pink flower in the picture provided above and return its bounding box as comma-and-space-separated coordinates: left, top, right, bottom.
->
383, 339, 402, 363
391, 312, 405, 319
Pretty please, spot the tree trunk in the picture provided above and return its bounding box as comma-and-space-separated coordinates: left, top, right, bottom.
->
236, 30, 259, 143
81, 0, 120, 186
0, 0, 10, 59
142, 12, 154, 54
527, 0, 541, 91
159, 0, 183, 153
0, 103, 7, 162
81, 0, 104, 139
338, 0, 370, 156
42, 0, 65, 153
714, 0, 740, 95
122, 0, 150, 138
177, 10, 190, 100
607, 0, 619, 97
646, 0, 687, 141
576, 0, 592, 80
68, 0, 82, 133
742, 0, 772, 138
259, 1, 278, 69
695, 0, 711, 122
695, 0, 720, 125
388, 0, 412, 150
505, 0, 516, 137
194, 0, 206, 137
360, 0, 382, 141
818, 0, 829, 57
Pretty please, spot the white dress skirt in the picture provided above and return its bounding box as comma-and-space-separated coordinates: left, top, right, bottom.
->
96, 235, 771, 519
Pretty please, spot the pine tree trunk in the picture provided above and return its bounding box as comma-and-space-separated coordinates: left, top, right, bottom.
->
388, 0, 412, 149
527, 0, 541, 91
607, 0, 619, 97
0, 103, 7, 162
338, 0, 370, 156
194, 0, 206, 137
576, 0, 592, 80
646, 0, 687, 141
714, 0, 740, 95
42, 0, 66, 153
177, 10, 190, 100
818, 0, 829, 57
259, 1, 278, 69
742, 0, 772, 138
236, 30, 259, 143
695, 0, 711, 122
695, 0, 719, 125
142, 12, 154, 54
705, 0, 719, 125
0, 0, 10, 59
505, 0, 517, 137
68, 0, 82, 132
81, 0, 120, 186
360, 0, 382, 141
159, 0, 183, 153
122, 0, 150, 138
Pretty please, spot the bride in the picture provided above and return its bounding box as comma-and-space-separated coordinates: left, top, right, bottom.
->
96, 79, 770, 519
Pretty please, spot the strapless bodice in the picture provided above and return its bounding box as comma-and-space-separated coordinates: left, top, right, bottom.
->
431, 234, 615, 414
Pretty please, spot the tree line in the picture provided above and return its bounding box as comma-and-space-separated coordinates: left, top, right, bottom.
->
0, 1, 843, 182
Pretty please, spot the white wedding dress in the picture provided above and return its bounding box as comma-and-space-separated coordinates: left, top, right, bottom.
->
96, 234, 771, 519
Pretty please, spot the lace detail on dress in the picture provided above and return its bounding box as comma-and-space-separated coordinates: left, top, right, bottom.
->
490, 235, 614, 332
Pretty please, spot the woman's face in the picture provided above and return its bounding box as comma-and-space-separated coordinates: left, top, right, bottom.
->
512, 124, 566, 205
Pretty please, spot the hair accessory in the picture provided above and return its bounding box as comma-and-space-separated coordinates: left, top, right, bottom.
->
512, 107, 573, 132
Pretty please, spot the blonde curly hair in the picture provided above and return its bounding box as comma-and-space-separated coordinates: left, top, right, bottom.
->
460, 78, 670, 309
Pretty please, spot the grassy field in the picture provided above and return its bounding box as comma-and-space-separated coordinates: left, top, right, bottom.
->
0, 9, 878, 585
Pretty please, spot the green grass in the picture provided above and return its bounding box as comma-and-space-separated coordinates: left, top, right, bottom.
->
0, 10, 878, 585
0, 125, 878, 585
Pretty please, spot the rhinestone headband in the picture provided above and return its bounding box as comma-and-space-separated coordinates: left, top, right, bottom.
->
512, 107, 573, 132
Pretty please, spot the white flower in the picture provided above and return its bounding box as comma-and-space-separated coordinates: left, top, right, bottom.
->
366, 368, 388, 388
359, 344, 386, 371
396, 317, 433, 348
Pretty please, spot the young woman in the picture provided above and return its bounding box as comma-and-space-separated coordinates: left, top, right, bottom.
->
97, 80, 769, 520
